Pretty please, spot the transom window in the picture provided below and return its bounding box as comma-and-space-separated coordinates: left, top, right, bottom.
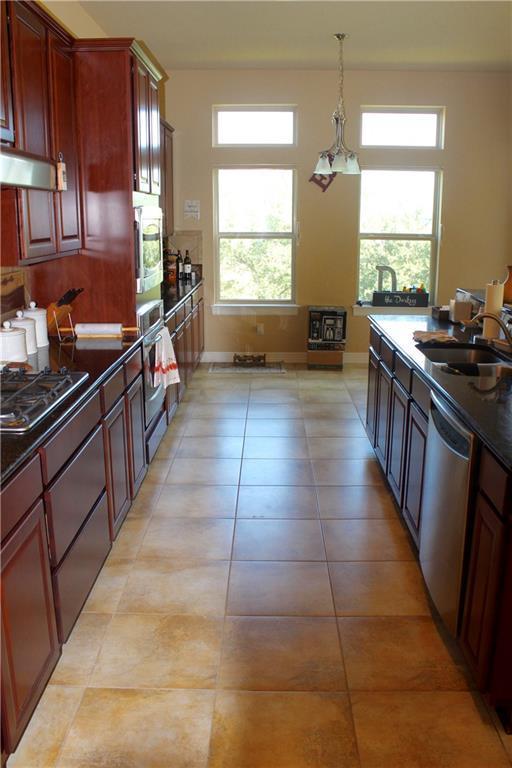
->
358, 169, 441, 302
214, 107, 296, 146
361, 108, 444, 148
215, 168, 295, 303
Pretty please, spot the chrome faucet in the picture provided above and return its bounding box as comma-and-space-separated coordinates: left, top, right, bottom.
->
463, 312, 512, 353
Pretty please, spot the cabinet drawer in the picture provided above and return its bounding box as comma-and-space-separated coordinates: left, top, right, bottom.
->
39, 391, 101, 484
124, 345, 143, 388
100, 366, 125, 413
479, 447, 512, 516
44, 425, 105, 565
394, 352, 412, 392
1, 454, 42, 542
369, 325, 381, 355
52, 490, 110, 642
380, 337, 395, 370
411, 371, 431, 416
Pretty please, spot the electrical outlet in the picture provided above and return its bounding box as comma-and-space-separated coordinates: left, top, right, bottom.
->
256, 323, 264, 335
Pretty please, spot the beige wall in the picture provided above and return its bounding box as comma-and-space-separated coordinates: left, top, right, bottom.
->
166, 68, 511, 356
39, 0, 107, 38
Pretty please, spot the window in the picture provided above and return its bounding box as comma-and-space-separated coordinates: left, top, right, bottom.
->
214, 107, 295, 146
215, 168, 295, 303
361, 108, 443, 148
358, 169, 441, 302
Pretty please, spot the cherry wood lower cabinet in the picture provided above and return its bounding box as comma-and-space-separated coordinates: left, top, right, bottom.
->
125, 375, 147, 498
460, 491, 506, 689
375, 361, 392, 471
1, 501, 60, 754
387, 378, 410, 506
365, 348, 379, 446
52, 492, 110, 642
103, 396, 131, 539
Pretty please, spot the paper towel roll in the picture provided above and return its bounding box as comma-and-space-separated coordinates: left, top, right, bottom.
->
482, 281, 504, 339
74, 323, 123, 338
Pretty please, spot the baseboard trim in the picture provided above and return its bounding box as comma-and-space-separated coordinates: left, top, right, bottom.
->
201, 351, 369, 364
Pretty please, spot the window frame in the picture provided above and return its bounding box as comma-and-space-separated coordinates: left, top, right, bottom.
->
212, 105, 298, 148
357, 165, 443, 304
213, 165, 298, 306
360, 107, 445, 150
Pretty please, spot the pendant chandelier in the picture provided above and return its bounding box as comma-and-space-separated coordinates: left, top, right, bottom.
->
314, 33, 360, 176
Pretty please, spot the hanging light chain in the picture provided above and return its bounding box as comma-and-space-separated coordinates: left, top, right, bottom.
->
336, 33, 346, 115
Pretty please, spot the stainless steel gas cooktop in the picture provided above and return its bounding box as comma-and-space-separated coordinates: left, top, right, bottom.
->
0, 367, 89, 433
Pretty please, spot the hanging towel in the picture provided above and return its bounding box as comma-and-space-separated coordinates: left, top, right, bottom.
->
153, 326, 180, 387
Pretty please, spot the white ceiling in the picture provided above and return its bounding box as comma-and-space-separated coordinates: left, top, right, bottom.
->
79, 1, 512, 71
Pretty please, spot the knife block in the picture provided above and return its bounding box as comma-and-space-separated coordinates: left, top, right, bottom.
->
47, 303, 73, 336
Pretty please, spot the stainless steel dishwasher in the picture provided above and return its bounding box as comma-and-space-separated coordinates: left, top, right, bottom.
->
419, 391, 476, 636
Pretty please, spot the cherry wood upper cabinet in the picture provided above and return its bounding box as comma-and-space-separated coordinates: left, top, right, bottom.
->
1, 2, 15, 144
160, 119, 174, 236
133, 61, 151, 193
133, 61, 161, 195
149, 78, 161, 195
1, 500, 60, 754
49, 34, 81, 253
10, 2, 51, 158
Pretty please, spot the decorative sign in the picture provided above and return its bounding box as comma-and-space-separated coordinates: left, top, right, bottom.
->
184, 200, 200, 220
308, 173, 336, 192
372, 291, 429, 308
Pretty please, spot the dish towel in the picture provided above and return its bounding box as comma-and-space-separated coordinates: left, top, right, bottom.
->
153, 326, 180, 387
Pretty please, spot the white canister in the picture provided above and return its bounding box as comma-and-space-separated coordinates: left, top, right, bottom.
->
0, 321, 28, 364
10, 311, 37, 355
24, 301, 49, 348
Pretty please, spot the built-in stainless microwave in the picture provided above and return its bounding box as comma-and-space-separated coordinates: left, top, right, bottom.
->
134, 204, 163, 293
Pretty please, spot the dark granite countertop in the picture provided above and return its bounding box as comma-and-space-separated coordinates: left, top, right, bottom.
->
369, 314, 512, 471
1, 335, 142, 485
162, 279, 202, 320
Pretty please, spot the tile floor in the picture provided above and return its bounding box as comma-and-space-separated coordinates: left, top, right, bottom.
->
9, 364, 512, 768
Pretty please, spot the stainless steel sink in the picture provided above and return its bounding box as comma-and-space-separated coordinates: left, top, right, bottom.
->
438, 362, 512, 377
419, 345, 505, 364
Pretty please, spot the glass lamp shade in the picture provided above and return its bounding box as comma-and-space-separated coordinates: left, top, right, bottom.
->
344, 154, 361, 175
330, 152, 348, 172
315, 154, 332, 175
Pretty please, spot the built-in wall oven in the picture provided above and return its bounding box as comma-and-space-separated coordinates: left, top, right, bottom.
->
137, 300, 165, 429
134, 201, 163, 294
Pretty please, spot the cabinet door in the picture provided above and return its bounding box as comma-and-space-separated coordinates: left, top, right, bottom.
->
103, 397, 131, 539
12, 3, 56, 261
1, 2, 14, 144
125, 375, 147, 498
375, 362, 392, 471
198, 297, 204, 354
191, 304, 200, 369
460, 491, 506, 689
387, 378, 410, 506
175, 324, 186, 401
11, 2, 51, 157
402, 402, 428, 545
149, 76, 160, 195
365, 348, 379, 446
184, 315, 193, 384
1, 501, 60, 754
133, 61, 151, 193
49, 34, 81, 253
160, 120, 174, 236
166, 332, 179, 422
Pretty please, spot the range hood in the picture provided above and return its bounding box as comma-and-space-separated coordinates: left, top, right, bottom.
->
0, 150, 56, 191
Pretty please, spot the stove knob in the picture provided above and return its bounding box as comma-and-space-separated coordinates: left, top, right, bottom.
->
43, 366, 52, 375
59, 366, 68, 375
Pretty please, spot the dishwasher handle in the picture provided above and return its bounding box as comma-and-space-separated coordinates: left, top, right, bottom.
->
430, 391, 474, 460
